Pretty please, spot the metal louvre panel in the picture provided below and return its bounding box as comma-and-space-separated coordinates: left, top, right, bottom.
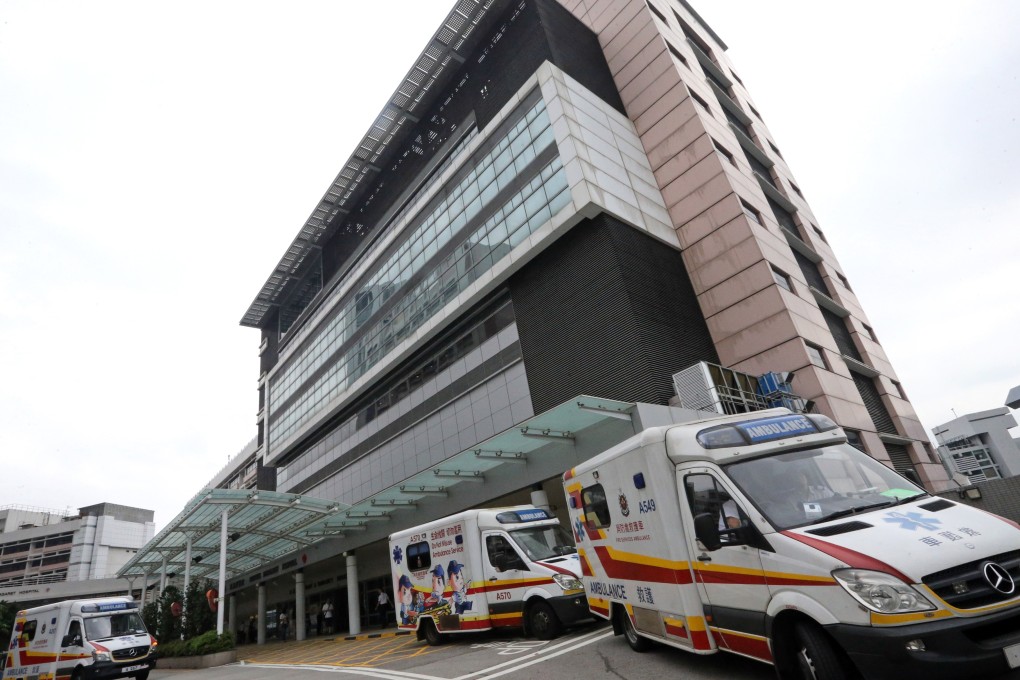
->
821, 308, 862, 360
883, 442, 914, 476
510, 214, 718, 413
850, 372, 897, 434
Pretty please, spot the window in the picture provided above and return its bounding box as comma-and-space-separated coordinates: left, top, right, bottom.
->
712, 138, 735, 166
891, 380, 907, 400
581, 483, 612, 528
486, 535, 525, 571
768, 140, 783, 159
740, 199, 762, 225
666, 41, 688, 67
20, 619, 38, 642
748, 103, 763, 120
646, 1, 669, 26
771, 265, 793, 292
836, 272, 852, 291
862, 324, 878, 342
789, 181, 803, 198
406, 541, 431, 571
806, 342, 828, 369
811, 224, 828, 243
844, 429, 866, 452
730, 71, 745, 86
689, 89, 711, 114
684, 473, 747, 540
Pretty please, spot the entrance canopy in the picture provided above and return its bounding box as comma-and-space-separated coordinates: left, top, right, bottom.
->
119, 396, 637, 585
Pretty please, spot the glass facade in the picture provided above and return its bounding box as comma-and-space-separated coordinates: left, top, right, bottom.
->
267, 94, 570, 450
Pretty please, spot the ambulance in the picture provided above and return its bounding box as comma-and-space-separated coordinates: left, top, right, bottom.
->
388, 506, 590, 644
562, 408, 1020, 680
2, 597, 157, 680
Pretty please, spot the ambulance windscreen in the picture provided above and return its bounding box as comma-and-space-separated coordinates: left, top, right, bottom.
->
84, 612, 147, 641
725, 444, 926, 530
508, 524, 577, 560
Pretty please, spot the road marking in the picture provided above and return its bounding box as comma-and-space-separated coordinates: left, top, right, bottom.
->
239, 662, 444, 680
454, 628, 613, 680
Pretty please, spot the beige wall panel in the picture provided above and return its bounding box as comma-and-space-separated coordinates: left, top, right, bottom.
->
696, 260, 774, 319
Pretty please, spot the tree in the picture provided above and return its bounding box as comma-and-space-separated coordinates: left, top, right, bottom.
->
0, 600, 17, 645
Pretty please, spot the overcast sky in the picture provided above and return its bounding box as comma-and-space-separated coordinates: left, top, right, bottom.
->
2, 1, 1018, 533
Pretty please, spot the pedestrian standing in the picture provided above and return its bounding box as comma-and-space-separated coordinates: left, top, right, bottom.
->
279, 611, 289, 640
322, 599, 334, 635
308, 601, 319, 636
376, 589, 392, 628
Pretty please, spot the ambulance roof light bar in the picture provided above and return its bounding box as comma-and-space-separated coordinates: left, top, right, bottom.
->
697, 413, 839, 449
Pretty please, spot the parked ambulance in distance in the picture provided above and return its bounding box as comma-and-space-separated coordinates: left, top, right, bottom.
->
389, 506, 590, 644
563, 408, 1020, 680
2, 597, 156, 680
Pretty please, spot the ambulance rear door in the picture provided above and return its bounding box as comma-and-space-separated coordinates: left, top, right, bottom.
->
678, 465, 772, 662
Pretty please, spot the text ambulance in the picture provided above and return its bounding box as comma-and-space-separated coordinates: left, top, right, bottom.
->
563, 408, 1020, 680
2, 597, 157, 680
389, 506, 590, 644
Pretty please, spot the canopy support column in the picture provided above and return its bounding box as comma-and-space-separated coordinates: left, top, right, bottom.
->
295, 571, 306, 641
216, 508, 228, 634
182, 535, 192, 640
346, 552, 360, 636
257, 583, 267, 645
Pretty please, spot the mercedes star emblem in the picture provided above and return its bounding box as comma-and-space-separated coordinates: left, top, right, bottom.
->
982, 562, 1015, 595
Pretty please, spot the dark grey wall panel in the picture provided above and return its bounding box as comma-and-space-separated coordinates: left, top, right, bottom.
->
510, 214, 719, 413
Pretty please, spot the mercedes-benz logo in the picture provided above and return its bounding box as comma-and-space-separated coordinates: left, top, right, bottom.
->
127, 648, 137, 657
982, 562, 1015, 595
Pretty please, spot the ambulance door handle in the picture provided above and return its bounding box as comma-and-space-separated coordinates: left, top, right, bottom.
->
489, 576, 499, 581
697, 553, 712, 562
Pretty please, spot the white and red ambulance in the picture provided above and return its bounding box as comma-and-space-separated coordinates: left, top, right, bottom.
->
2, 597, 157, 680
563, 408, 1020, 680
388, 506, 589, 644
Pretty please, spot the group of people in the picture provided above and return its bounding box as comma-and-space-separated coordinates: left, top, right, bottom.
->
239, 590, 399, 644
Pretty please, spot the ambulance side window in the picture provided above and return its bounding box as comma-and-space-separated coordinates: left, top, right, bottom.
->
487, 535, 525, 571
407, 541, 431, 571
21, 619, 37, 642
580, 483, 612, 528
65, 620, 82, 646
685, 474, 747, 535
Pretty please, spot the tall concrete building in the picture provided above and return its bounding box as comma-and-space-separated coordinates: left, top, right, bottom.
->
933, 408, 1020, 482
241, 0, 947, 498
122, 0, 948, 640
0, 503, 154, 605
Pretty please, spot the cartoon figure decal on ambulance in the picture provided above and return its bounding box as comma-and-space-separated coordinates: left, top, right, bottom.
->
427, 564, 447, 607
448, 561, 473, 614
397, 575, 417, 625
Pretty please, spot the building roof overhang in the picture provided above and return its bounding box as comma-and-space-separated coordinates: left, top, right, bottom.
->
240, 0, 505, 329
118, 396, 636, 584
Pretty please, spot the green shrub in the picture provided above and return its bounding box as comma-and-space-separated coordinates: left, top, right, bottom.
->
157, 630, 234, 658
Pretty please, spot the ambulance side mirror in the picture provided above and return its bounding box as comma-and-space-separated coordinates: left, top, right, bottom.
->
694, 513, 722, 551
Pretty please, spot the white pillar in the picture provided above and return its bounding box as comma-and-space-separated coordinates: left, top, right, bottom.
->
530, 483, 550, 510
346, 553, 360, 636
295, 572, 306, 641
182, 536, 192, 640
141, 572, 150, 608
216, 508, 228, 635
257, 584, 267, 645
159, 556, 168, 596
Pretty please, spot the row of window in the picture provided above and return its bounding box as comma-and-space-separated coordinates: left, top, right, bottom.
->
268, 105, 569, 447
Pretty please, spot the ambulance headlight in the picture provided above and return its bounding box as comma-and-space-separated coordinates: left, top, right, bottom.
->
832, 569, 936, 613
552, 573, 584, 591
92, 650, 112, 662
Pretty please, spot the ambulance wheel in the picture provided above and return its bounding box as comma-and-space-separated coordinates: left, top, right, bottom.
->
792, 621, 849, 680
527, 601, 561, 640
135, 673, 149, 680
618, 608, 652, 652
422, 618, 445, 646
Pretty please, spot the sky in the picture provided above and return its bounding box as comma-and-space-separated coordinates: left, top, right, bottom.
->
1, 1, 1018, 534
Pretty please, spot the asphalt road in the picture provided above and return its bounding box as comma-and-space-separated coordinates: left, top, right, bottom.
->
149, 623, 777, 680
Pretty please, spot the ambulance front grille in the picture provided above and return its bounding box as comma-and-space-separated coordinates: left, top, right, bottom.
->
922, 550, 1020, 609
112, 645, 150, 661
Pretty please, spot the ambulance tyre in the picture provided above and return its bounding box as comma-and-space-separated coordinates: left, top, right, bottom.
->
792, 621, 849, 680
617, 607, 652, 652
422, 618, 445, 646
135, 673, 149, 680
527, 600, 561, 640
